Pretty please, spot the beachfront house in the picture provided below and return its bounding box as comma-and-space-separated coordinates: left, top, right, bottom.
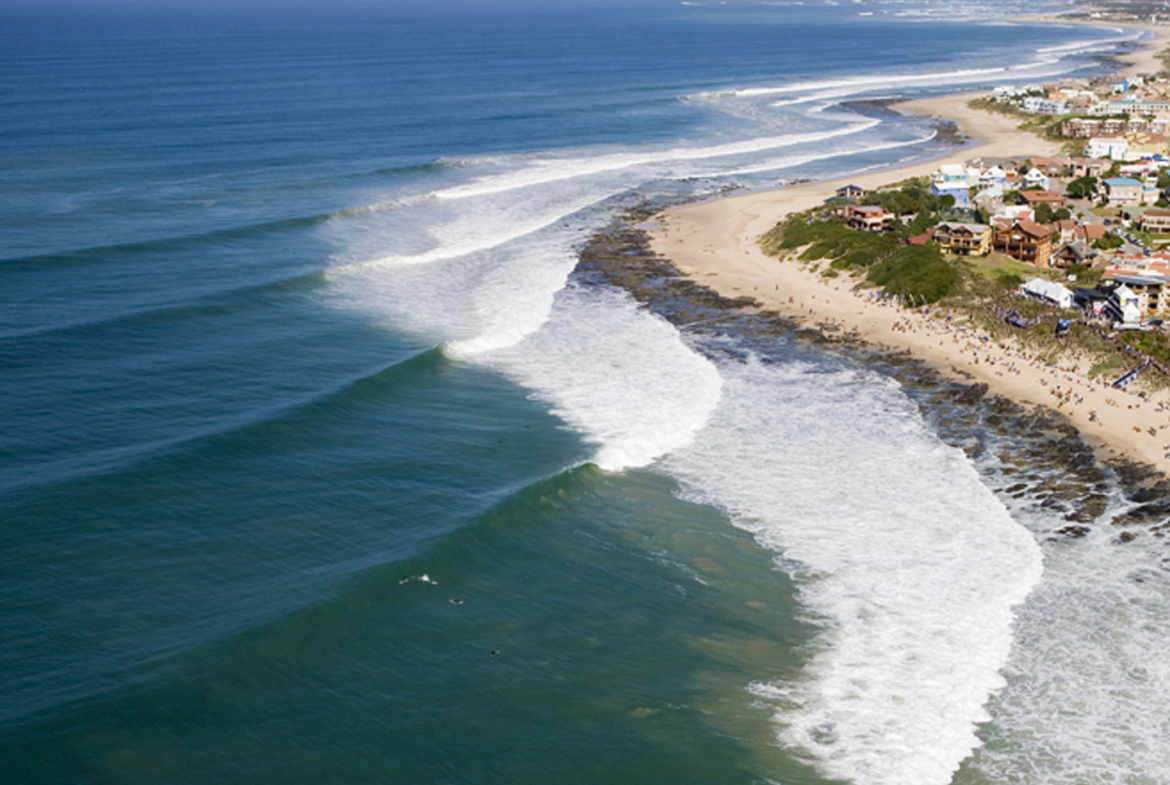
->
836, 184, 865, 200
1103, 177, 1145, 207
841, 204, 895, 232
928, 181, 971, 208
994, 219, 1054, 267
932, 164, 969, 184
1021, 96, 1068, 115
932, 222, 991, 256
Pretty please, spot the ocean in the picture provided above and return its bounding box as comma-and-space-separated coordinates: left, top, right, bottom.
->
2, 1, 1169, 783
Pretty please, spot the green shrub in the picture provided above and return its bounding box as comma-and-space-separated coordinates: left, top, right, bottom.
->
865, 244, 960, 303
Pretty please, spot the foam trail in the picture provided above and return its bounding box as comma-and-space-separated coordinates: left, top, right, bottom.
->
332, 187, 619, 272
700, 66, 1012, 100
662, 358, 1042, 785
687, 131, 937, 180
430, 121, 879, 202
443, 238, 580, 357
960, 480, 1170, 784
469, 285, 723, 471
696, 31, 1126, 105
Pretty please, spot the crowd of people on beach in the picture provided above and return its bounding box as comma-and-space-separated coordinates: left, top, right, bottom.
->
826, 287, 1170, 459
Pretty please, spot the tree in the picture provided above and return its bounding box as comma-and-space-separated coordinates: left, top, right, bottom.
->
1094, 233, 1124, 250
1067, 175, 1097, 199
1034, 202, 1055, 224
1054, 207, 1072, 221
1158, 167, 1170, 189
1002, 189, 1022, 205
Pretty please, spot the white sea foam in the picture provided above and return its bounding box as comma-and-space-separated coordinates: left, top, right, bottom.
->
324, 210, 592, 350
696, 30, 1126, 106
960, 482, 1170, 784
329, 117, 881, 274
660, 357, 1042, 785
688, 131, 936, 180
429, 121, 879, 203
470, 285, 723, 471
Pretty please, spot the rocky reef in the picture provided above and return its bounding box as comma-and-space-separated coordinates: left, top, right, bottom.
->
574, 205, 1170, 547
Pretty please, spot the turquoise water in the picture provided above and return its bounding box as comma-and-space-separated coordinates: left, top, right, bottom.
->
4, 2, 1170, 783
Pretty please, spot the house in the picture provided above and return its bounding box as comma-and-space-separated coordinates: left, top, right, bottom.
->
978, 166, 1008, 189
1103, 177, 1145, 206
932, 222, 992, 256
836, 184, 865, 200
1029, 157, 1067, 177
842, 205, 895, 232
1121, 205, 1148, 223
1021, 96, 1068, 115
1140, 207, 1170, 233
1021, 278, 1073, 308
1062, 118, 1101, 138
994, 219, 1054, 267
932, 164, 969, 184
929, 181, 971, 208
1079, 223, 1108, 243
1022, 168, 1051, 190
1053, 219, 1079, 244
907, 227, 935, 246
973, 187, 1004, 214
1020, 190, 1068, 209
1067, 157, 1111, 178
1087, 137, 1130, 160
1053, 240, 1099, 268
1127, 133, 1169, 159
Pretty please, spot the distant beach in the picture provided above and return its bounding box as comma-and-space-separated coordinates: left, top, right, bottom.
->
647, 23, 1170, 477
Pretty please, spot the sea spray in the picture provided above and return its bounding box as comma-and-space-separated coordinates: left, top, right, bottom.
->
661, 357, 1043, 785
468, 285, 724, 472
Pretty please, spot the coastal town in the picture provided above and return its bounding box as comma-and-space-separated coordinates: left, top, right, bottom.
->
647, 19, 1170, 477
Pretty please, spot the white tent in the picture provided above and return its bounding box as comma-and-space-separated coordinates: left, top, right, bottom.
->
1021, 278, 1073, 309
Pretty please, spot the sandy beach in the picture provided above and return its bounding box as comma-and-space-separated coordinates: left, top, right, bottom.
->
647, 22, 1170, 476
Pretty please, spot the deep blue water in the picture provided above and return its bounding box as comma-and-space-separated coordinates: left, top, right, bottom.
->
4, 3, 1169, 784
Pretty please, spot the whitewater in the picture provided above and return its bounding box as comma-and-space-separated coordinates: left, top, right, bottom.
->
322, 13, 1170, 782
6, 2, 1170, 783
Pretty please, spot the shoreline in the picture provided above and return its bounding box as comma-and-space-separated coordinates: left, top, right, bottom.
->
646, 22, 1170, 477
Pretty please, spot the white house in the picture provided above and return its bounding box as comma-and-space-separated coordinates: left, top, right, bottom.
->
1087, 137, 1130, 160
978, 166, 1008, 189
1021, 96, 1068, 115
929, 181, 971, 208
932, 163, 968, 184
1022, 168, 1050, 190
